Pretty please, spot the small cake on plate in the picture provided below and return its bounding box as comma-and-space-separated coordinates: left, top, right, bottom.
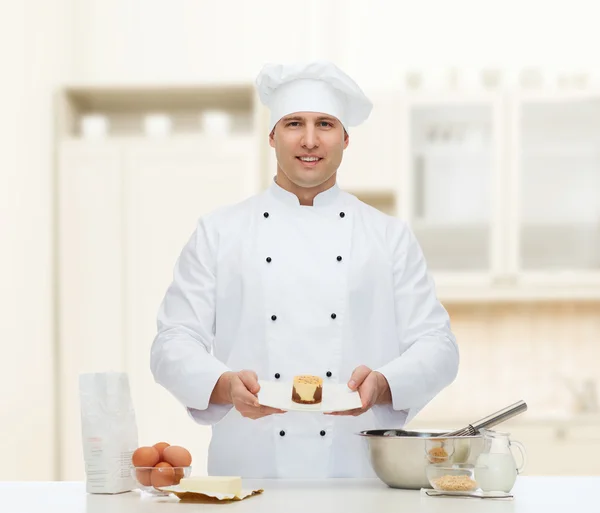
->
291, 375, 323, 405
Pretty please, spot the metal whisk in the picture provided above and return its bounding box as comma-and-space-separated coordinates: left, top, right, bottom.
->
443, 400, 528, 437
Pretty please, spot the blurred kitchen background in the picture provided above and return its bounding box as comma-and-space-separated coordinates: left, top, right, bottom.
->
3, 0, 600, 482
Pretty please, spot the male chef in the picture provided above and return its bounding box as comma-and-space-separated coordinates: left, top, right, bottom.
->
150, 60, 459, 478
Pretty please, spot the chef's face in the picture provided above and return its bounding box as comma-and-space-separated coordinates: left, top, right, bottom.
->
269, 112, 349, 189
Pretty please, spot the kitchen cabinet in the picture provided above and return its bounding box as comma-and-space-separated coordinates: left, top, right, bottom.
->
508, 92, 600, 290
401, 94, 504, 289
56, 86, 265, 480
57, 136, 258, 479
57, 141, 127, 480
399, 91, 600, 302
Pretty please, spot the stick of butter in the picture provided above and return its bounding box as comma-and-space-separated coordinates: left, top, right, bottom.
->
179, 476, 242, 496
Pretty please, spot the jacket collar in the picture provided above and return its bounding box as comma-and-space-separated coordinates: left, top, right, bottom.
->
268, 175, 342, 208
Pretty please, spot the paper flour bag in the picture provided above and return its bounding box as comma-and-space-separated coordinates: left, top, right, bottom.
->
79, 372, 138, 494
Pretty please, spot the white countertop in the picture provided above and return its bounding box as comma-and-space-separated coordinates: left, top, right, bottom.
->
2, 477, 598, 513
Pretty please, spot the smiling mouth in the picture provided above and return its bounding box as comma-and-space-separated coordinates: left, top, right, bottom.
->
296, 156, 323, 166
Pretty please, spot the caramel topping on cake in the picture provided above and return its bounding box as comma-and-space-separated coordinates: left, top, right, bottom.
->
294, 375, 323, 385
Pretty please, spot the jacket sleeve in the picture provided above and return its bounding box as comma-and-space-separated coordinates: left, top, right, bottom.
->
374, 219, 459, 425
150, 217, 233, 425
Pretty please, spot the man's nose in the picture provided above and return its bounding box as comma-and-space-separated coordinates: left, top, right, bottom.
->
301, 126, 319, 149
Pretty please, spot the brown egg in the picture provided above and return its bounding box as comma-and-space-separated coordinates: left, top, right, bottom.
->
162, 445, 192, 467
151, 462, 175, 488
153, 442, 170, 460
132, 446, 160, 467
135, 468, 152, 486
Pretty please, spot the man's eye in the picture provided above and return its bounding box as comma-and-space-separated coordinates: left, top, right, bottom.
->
287, 122, 300, 127
319, 122, 333, 127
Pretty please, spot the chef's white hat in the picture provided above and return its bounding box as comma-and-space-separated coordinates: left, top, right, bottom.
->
255, 60, 373, 133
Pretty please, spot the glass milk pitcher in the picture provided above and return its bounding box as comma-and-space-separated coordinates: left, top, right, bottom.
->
475, 429, 527, 493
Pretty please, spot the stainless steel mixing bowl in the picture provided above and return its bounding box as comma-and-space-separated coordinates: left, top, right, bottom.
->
358, 429, 485, 490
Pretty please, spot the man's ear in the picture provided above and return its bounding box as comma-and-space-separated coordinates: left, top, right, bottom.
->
269, 129, 276, 148
343, 129, 349, 149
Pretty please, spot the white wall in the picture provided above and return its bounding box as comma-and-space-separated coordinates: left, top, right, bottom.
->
70, 0, 600, 86
72, 0, 323, 83
0, 1, 73, 480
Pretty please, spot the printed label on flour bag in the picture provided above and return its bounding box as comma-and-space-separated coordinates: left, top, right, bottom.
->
79, 372, 138, 494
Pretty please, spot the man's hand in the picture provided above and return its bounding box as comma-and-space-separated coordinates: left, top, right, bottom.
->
211, 370, 285, 420
327, 365, 392, 416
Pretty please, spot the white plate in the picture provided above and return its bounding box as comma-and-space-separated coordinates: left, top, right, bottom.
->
256, 380, 362, 412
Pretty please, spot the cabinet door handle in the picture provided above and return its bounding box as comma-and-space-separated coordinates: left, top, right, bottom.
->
414, 155, 425, 219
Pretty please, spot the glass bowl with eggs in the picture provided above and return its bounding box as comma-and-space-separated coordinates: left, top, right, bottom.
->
130, 442, 193, 496
131, 465, 191, 495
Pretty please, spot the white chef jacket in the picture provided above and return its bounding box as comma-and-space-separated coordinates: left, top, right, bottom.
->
150, 178, 459, 478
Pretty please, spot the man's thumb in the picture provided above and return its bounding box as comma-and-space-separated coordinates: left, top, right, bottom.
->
238, 370, 260, 394
348, 365, 371, 390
